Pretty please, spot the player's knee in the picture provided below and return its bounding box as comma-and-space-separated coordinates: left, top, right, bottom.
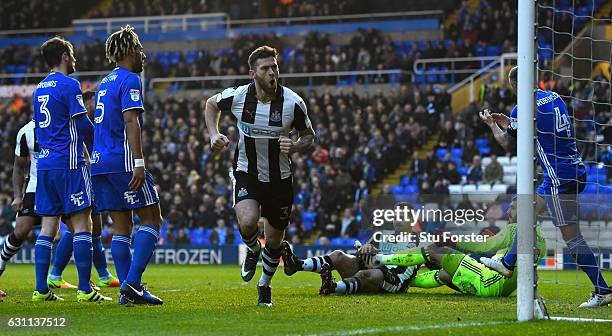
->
138, 205, 163, 227
13, 225, 30, 240
237, 214, 259, 229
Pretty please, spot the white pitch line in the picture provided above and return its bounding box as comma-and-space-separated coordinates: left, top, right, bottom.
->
290, 321, 512, 336
548, 317, 612, 323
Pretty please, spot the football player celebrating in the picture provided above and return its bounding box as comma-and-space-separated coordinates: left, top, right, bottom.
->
204, 46, 315, 306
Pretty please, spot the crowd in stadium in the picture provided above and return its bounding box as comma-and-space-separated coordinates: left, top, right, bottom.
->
0, 81, 446, 245
0, 0, 611, 247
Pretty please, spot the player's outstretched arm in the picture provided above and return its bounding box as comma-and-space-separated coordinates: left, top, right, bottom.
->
479, 109, 511, 150
204, 94, 229, 152
124, 109, 145, 191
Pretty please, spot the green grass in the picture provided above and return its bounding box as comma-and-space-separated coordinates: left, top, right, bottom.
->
0, 265, 610, 335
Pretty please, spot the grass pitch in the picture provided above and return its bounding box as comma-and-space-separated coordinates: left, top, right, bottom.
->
0, 265, 610, 335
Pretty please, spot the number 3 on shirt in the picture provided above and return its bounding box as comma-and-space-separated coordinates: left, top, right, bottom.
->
554, 107, 571, 137
94, 89, 107, 124
38, 95, 50, 128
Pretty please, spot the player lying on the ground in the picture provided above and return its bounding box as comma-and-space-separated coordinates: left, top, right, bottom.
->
282, 202, 419, 295
363, 199, 546, 297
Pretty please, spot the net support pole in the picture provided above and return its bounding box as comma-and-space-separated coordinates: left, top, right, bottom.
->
517, 0, 537, 322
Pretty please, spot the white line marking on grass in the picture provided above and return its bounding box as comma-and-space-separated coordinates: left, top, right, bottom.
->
549, 317, 612, 323
291, 321, 512, 336
157, 289, 181, 293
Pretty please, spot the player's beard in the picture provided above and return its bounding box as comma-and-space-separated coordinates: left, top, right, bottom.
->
257, 75, 277, 95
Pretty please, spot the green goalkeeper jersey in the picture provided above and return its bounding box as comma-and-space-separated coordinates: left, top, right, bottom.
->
455, 223, 547, 296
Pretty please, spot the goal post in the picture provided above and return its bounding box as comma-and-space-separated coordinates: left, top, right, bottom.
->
516, 0, 537, 322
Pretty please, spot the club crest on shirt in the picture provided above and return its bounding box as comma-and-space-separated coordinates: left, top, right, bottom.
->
130, 89, 140, 102
270, 109, 282, 122
76, 94, 84, 107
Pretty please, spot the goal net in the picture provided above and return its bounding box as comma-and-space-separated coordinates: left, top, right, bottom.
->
523, 0, 612, 319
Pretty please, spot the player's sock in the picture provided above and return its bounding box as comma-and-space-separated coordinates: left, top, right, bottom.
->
567, 235, 610, 294
335, 278, 360, 294
50, 231, 73, 278
34, 235, 54, 294
1, 233, 24, 269
111, 234, 132, 283
258, 245, 281, 287
92, 235, 111, 278
73, 232, 93, 293
126, 225, 159, 286
239, 229, 261, 253
302, 256, 333, 273
380, 247, 427, 266
409, 270, 444, 288
501, 235, 518, 269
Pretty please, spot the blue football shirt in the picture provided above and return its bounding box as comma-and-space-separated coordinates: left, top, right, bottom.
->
33, 72, 87, 170
91, 66, 144, 175
509, 90, 586, 194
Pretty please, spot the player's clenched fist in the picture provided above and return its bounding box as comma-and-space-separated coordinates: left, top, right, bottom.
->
278, 135, 295, 154
210, 133, 230, 152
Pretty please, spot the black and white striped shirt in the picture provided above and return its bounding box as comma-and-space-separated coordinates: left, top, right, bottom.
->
216, 83, 312, 183
14, 120, 38, 193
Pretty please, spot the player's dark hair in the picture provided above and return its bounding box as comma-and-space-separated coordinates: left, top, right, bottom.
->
40, 37, 73, 69
105, 25, 143, 63
248, 46, 278, 70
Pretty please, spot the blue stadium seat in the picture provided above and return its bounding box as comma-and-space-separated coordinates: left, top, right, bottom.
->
479, 146, 491, 155
486, 46, 500, 56
390, 185, 404, 195
475, 138, 488, 147
404, 185, 418, 194
414, 73, 426, 84
427, 66, 439, 83
451, 148, 463, 157
302, 211, 316, 230
476, 47, 486, 57
403, 41, 414, 54
439, 66, 449, 83
331, 237, 344, 245
435, 148, 448, 159
400, 175, 410, 186
418, 40, 427, 51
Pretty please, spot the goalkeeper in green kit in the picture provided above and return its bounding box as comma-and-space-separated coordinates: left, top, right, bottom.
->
361, 199, 546, 297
